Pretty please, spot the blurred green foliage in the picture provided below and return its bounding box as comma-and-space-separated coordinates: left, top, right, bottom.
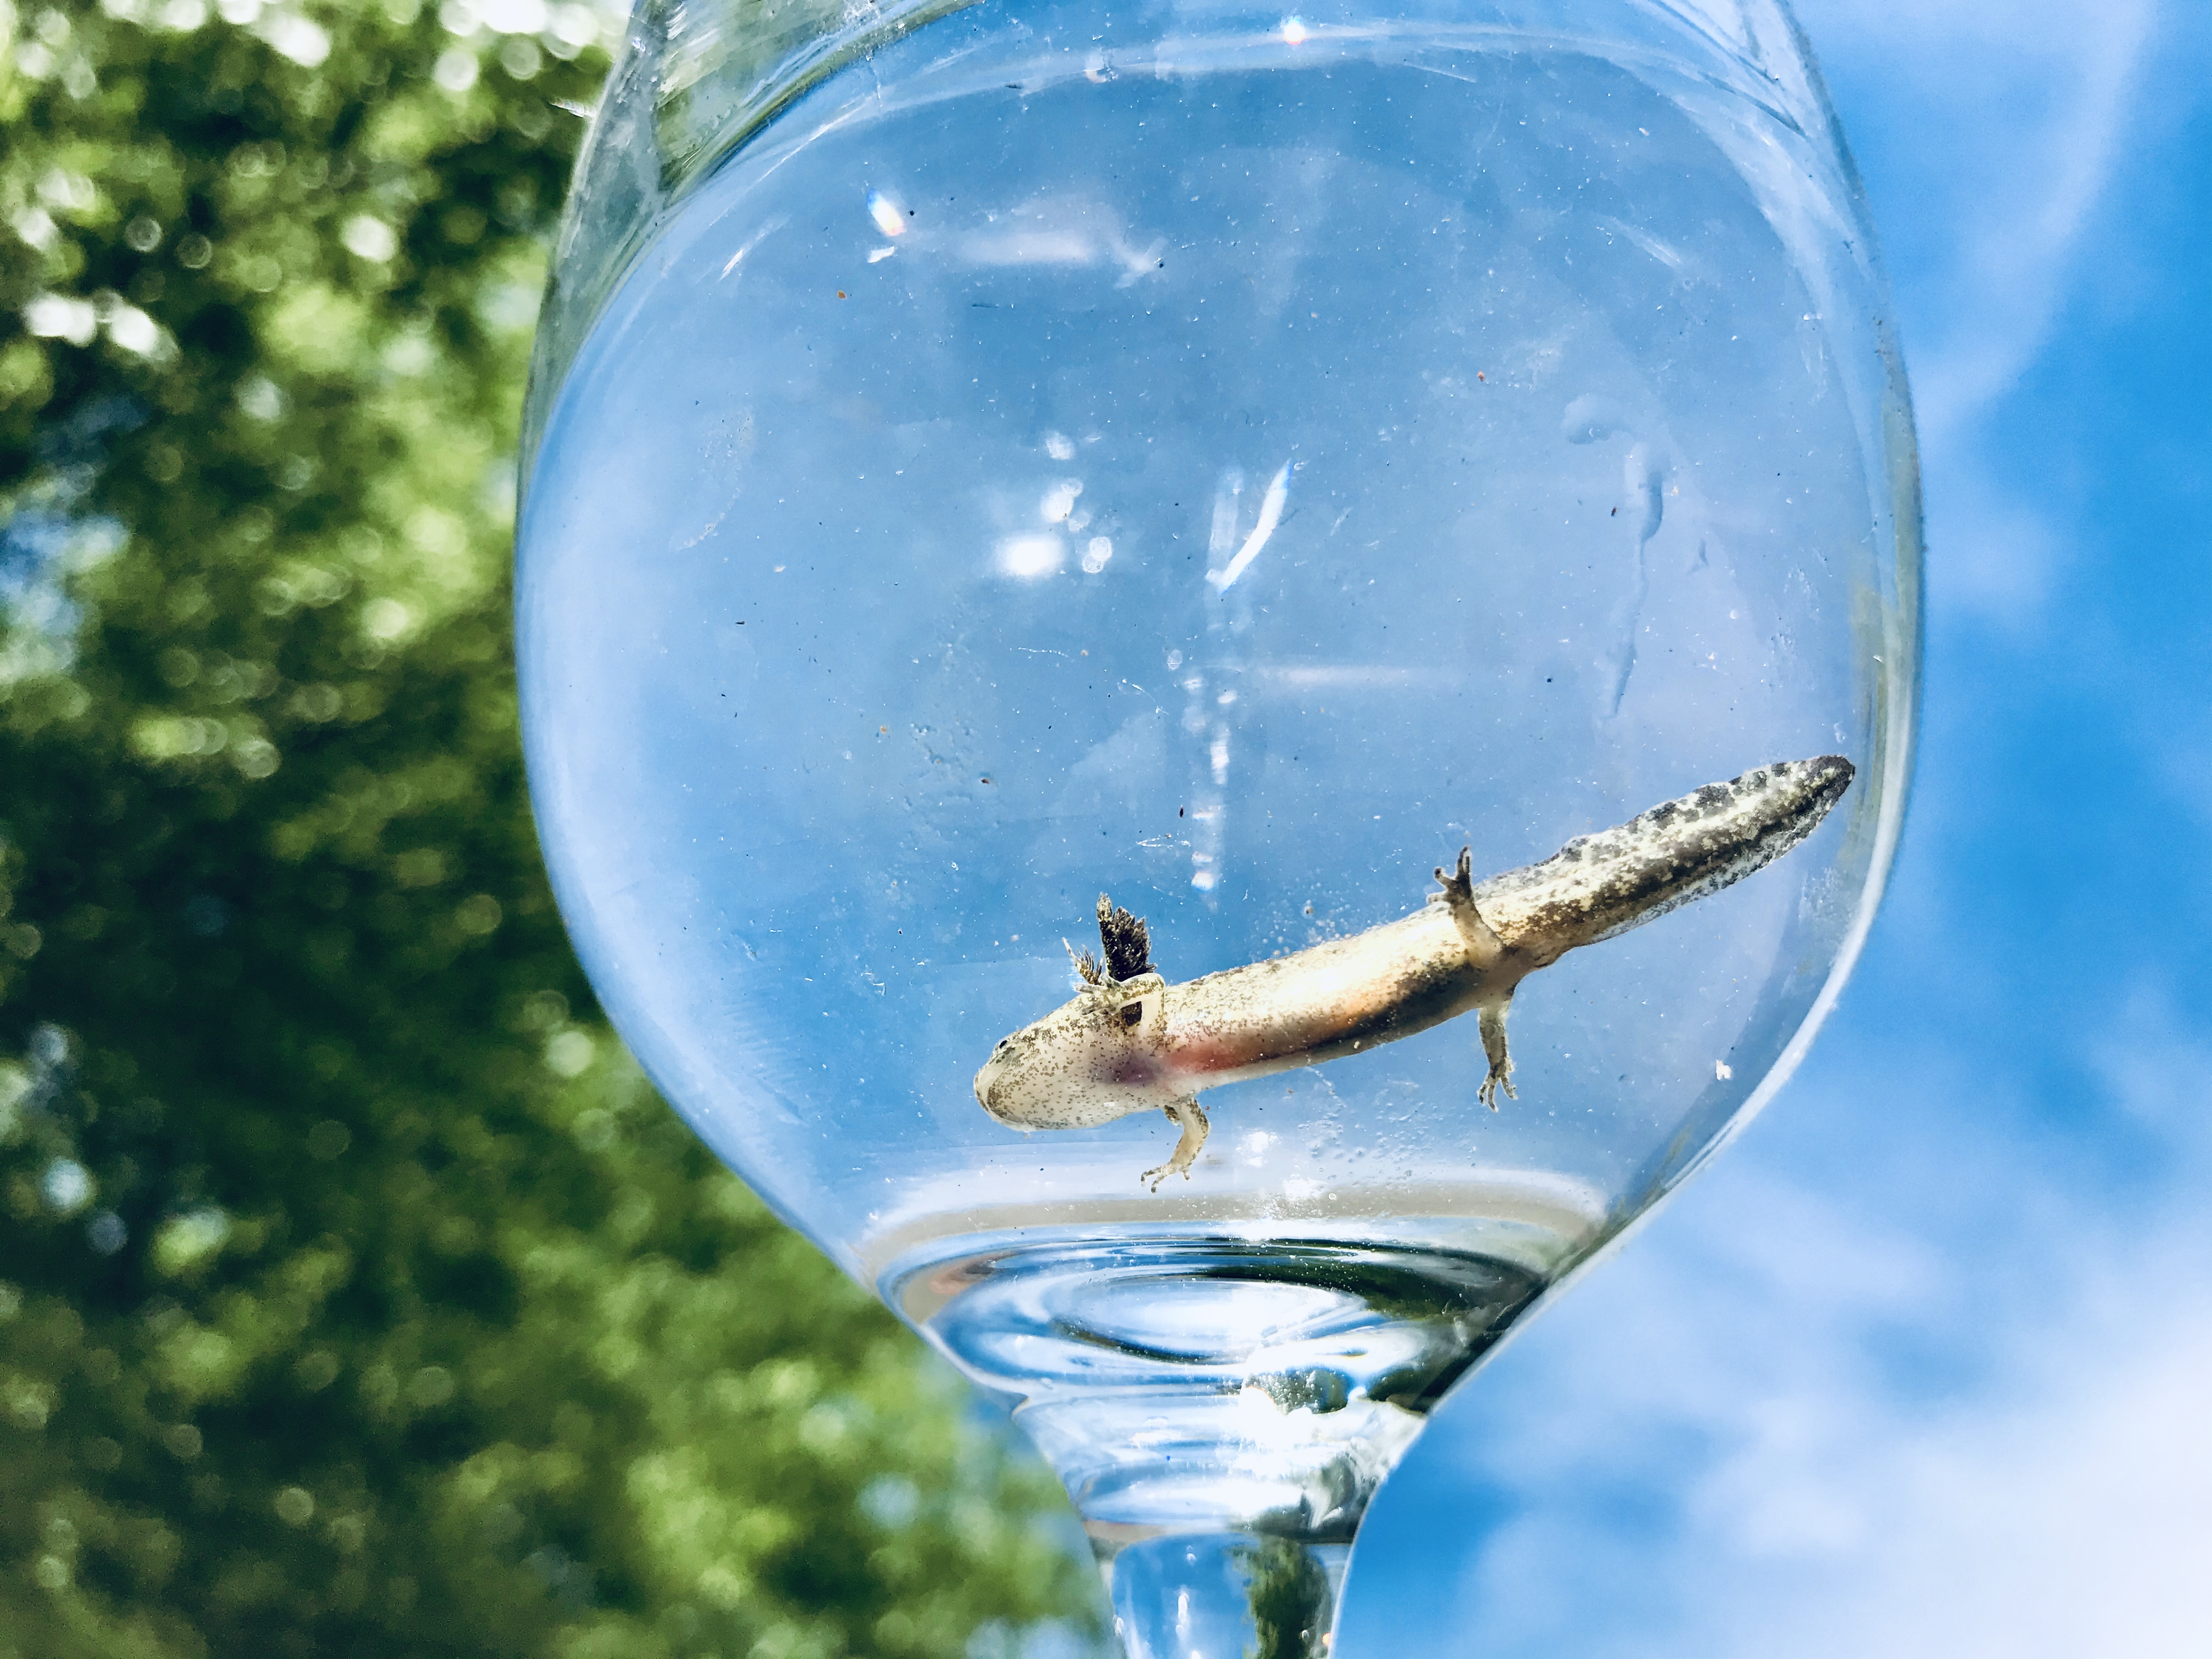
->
0, 2, 1097, 1654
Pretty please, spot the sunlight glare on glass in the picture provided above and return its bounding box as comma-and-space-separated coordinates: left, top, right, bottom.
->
866, 189, 907, 237
996, 534, 1065, 579
1040, 478, 1084, 522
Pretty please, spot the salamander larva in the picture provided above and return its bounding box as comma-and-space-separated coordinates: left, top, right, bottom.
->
973, 755, 1854, 1189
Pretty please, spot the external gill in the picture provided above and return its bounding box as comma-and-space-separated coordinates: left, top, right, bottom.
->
1068, 893, 1153, 989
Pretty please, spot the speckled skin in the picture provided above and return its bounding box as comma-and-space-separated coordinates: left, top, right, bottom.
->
974, 755, 1854, 1188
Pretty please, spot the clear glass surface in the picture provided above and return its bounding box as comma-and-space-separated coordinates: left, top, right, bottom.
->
516, 1, 1919, 1651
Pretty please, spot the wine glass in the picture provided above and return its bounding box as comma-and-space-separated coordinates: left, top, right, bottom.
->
515, 0, 1919, 1652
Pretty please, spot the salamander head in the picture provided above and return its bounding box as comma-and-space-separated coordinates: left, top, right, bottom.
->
973, 972, 1172, 1131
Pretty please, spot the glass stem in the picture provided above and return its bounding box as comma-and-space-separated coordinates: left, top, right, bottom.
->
1097, 1530, 1351, 1659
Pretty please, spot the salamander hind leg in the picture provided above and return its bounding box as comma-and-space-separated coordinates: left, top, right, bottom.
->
1476, 999, 1517, 1110
1433, 847, 1505, 968
1142, 1098, 1210, 1192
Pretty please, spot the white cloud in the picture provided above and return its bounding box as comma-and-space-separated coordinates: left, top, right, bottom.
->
1739, 1317, 2212, 1656
1798, 0, 2154, 443
1375, 983, 2212, 1657
1491, 1265, 2212, 1659
1792, 0, 2155, 622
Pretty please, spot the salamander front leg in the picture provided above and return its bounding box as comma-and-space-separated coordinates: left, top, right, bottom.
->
1142, 1097, 1209, 1191
1476, 998, 1517, 1110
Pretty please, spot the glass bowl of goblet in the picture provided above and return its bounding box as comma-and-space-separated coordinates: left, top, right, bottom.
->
516, 0, 1919, 1651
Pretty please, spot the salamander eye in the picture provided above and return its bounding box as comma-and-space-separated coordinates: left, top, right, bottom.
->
1119, 1003, 1143, 1028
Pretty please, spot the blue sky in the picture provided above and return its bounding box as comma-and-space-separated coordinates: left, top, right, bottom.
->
1343, 2, 2212, 1650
